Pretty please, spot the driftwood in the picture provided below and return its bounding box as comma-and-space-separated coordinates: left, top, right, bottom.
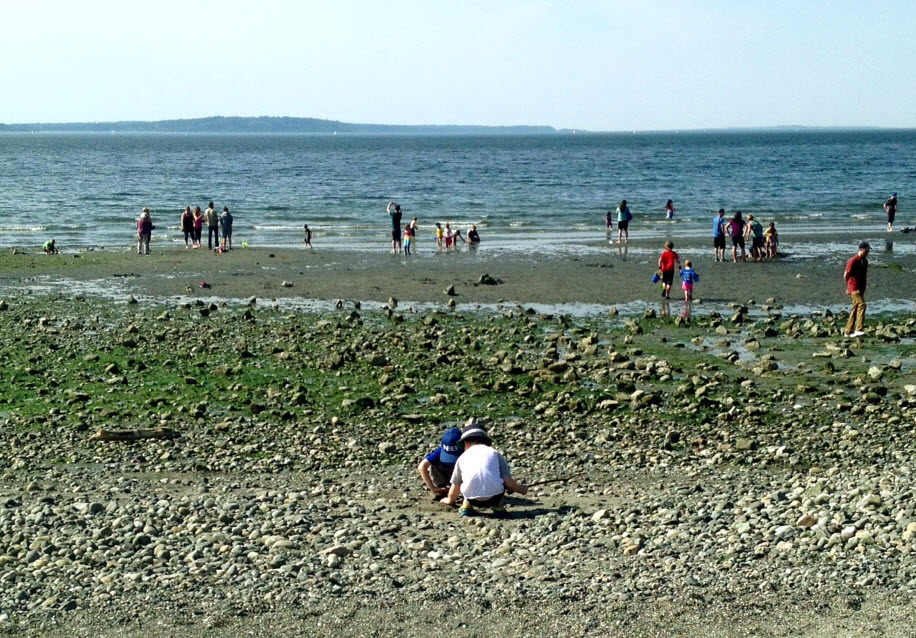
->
525, 471, 588, 488
89, 428, 179, 442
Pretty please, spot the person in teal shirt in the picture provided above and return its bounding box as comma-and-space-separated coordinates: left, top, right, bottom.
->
746, 214, 764, 262
615, 199, 632, 244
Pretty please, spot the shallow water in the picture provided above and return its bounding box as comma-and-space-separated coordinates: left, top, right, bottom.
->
6, 275, 914, 320
0, 130, 912, 253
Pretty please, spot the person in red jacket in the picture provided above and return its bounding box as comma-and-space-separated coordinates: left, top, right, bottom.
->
843, 241, 870, 337
657, 240, 681, 299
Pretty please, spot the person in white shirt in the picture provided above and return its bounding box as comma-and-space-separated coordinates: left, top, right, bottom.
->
440, 424, 528, 516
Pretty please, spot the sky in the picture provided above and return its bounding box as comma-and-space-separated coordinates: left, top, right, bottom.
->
1, 0, 914, 130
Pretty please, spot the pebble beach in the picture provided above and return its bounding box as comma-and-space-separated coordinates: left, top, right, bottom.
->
2, 239, 916, 636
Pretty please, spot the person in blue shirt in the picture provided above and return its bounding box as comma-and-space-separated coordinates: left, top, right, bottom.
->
712, 208, 727, 262
417, 427, 463, 497
680, 260, 700, 302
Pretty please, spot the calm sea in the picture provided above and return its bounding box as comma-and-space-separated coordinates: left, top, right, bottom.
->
0, 130, 913, 252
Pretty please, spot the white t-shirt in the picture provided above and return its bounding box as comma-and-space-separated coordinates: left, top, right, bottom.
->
450, 444, 509, 499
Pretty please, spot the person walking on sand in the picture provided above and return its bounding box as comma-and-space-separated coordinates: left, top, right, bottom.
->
440, 424, 528, 517
728, 211, 747, 263
616, 200, 632, 244
386, 201, 403, 254
205, 201, 219, 250
885, 192, 898, 232
713, 208, 727, 262
136, 207, 153, 255
680, 259, 699, 303
843, 241, 870, 338
665, 199, 675, 220
219, 207, 233, 251
657, 240, 681, 299
303, 223, 312, 247
192, 206, 203, 248
181, 206, 194, 249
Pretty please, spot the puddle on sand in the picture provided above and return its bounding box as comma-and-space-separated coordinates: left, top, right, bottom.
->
2, 275, 914, 322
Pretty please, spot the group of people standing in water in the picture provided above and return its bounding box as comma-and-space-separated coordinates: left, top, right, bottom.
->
132, 202, 233, 255
179, 202, 233, 251
387, 201, 480, 255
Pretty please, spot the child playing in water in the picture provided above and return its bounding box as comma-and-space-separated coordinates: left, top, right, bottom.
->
764, 222, 778, 259
680, 260, 699, 302
403, 224, 412, 255
435, 223, 444, 249
444, 223, 454, 249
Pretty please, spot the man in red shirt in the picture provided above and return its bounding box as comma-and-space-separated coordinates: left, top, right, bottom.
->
843, 242, 870, 337
657, 241, 681, 299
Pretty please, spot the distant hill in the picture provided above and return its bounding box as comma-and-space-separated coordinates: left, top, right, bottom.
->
0, 116, 558, 135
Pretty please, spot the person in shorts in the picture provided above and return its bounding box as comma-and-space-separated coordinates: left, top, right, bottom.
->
440, 424, 528, 517
657, 240, 681, 299
616, 199, 632, 244
386, 201, 403, 253
729, 211, 747, 263
712, 208, 727, 261
746, 214, 764, 262
885, 192, 898, 232
219, 207, 233, 251
417, 427, 462, 497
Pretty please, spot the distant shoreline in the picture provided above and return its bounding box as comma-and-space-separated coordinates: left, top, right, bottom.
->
1, 115, 913, 135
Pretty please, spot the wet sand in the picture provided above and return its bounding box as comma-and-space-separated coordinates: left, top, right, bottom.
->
2, 232, 915, 310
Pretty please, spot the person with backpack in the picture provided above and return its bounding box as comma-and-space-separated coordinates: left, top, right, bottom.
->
728, 211, 747, 263
616, 199, 632, 244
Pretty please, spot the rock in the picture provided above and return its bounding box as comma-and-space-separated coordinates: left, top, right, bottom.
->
735, 439, 755, 451
867, 366, 883, 380
378, 442, 396, 454
592, 509, 610, 521
281, 281, 293, 288
444, 284, 456, 296
478, 274, 500, 285
797, 514, 817, 528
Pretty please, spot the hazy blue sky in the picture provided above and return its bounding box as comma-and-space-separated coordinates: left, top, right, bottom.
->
2, 0, 913, 130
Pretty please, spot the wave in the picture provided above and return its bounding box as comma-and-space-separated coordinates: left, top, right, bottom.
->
0, 225, 46, 232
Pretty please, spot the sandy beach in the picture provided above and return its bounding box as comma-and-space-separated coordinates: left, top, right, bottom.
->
3, 230, 915, 310
2, 235, 916, 636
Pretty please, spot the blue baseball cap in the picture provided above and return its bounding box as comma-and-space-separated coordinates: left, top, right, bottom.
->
439, 427, 462, 464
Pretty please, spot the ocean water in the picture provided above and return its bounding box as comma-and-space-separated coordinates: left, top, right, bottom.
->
0, 130, 913, 252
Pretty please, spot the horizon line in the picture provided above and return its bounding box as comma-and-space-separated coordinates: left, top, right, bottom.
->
1, 115, 915, 134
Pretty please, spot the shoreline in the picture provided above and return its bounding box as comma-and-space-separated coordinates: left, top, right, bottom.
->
1, 237, 915, 309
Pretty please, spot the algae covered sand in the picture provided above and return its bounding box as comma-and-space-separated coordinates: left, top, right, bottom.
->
1, 290, 916, 635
